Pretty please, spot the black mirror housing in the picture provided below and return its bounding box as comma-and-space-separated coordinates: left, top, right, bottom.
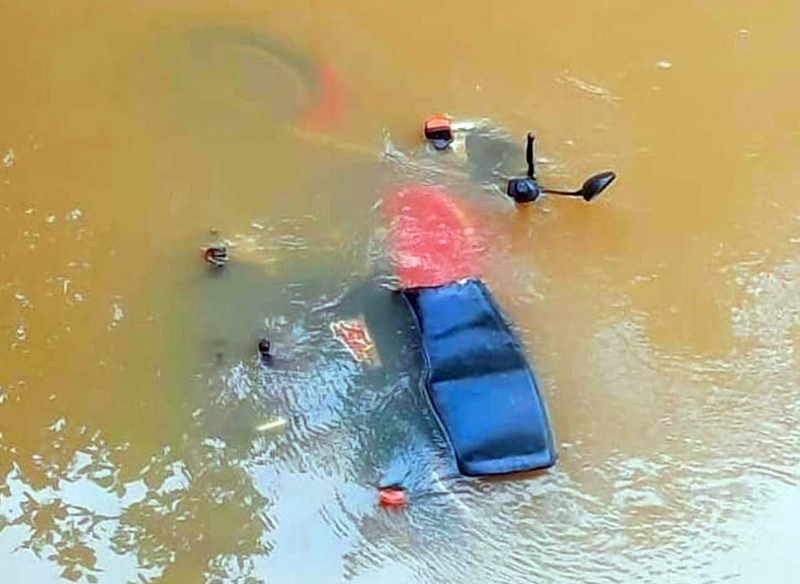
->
507, 178, 541, 203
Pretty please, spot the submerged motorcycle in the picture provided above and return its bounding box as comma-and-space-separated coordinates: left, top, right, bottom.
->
163, 26, 617, 489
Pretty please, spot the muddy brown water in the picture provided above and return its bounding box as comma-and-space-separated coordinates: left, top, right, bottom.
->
2, 0, 800, 582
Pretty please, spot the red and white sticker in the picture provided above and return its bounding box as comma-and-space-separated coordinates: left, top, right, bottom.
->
330, 318, 378, 365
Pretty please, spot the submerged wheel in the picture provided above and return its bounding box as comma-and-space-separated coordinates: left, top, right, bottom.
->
150, 26, 341, 132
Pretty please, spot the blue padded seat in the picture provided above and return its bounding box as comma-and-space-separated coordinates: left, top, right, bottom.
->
402, 278, 556, 476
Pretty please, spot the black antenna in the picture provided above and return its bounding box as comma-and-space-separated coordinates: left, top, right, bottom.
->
507, 132, 541, 203
526, 133, 535, 179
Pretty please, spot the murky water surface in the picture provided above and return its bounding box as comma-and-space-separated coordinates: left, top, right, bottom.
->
2, 0, 800, 582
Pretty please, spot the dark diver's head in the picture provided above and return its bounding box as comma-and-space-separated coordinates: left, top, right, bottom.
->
257, 337, 272, 364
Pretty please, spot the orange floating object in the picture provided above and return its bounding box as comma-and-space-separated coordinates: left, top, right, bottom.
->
423, 116, 453, 149
378, 487, 407, 509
